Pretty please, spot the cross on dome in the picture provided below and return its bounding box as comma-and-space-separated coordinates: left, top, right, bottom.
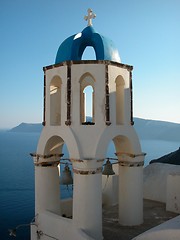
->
84, 8, 96, 26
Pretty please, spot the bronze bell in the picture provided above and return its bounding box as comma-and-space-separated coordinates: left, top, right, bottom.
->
60, 163, 73, 185
102, 159, 115, 176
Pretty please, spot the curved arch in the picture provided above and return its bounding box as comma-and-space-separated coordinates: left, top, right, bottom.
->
79, 72, 96, 88
95, 127, 141, 160
44, 135, 64, 155
115, 75, 125, 125
79, 73, 95, 124
37, 128, 80, 159
50, 76, 62, 126
115, 75, 125, 86
50, 75, 62, 87
81, 46, 96, 60
113, 135, 132, 154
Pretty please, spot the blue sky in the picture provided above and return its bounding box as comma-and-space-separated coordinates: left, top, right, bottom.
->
0, 0, 180, 128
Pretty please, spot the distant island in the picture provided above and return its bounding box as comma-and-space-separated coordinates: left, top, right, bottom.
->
9, 118, 180, 142
134, 118, 180, 142
9, 122, 43, 133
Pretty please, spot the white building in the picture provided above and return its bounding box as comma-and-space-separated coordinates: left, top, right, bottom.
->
31, 9, 144, 240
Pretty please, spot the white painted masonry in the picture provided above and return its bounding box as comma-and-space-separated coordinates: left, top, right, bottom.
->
31, 60, 144, 240
130, 163, 180, 240
143, 163, 180, 204
132, 215, 180, 240
166, 174, 180, 214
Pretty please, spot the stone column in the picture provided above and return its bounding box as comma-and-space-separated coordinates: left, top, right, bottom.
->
72, 159, 103, 240
32, 155, 61, 215
118, 154, 144, 226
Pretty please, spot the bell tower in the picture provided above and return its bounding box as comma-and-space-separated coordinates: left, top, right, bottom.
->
31, 9, 145, 240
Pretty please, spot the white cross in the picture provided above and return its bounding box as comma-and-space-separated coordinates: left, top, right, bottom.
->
84, 8, 96, 26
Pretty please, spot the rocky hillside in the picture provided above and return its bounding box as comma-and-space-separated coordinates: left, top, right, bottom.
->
9, 118, 180, 142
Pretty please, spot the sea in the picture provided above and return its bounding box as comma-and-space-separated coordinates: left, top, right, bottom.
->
0, 131, 179, 240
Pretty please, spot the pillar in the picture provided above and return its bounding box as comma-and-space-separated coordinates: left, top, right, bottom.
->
72, 159, 103, 240
118, 156, 144, 226
32, 155, 61, 215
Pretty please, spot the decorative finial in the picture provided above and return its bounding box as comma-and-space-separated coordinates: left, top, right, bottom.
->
84, 8, 96, 26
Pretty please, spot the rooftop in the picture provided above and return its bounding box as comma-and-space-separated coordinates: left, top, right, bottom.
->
103, 199, 178, 240
55, 9, 121, 64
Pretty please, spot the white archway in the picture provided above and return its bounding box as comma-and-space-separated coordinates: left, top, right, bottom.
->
79, 73, 95, 124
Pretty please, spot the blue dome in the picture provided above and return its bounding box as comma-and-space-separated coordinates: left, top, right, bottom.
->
55, 26, 121, 64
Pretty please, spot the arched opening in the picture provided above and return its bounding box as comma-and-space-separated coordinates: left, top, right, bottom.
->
80, 73, 95, 124
113, 135, 132, 154
44, 135, 64, 155
81, 46, 96, 60
50, 76, 62, 126
83, 85, 93, 122
44, 136, 73, 201
102, 140, 117, 206
102, 135, 133, 206
115, 76, 125, 125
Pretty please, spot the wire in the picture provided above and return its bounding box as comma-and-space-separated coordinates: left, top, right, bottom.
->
37, 230, 59, 240
102, 175, 109, 192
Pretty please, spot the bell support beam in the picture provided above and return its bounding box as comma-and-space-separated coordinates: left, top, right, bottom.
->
72, 159, 103, 240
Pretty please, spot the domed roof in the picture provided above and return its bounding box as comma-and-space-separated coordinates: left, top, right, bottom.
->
55, 26, 121, 64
